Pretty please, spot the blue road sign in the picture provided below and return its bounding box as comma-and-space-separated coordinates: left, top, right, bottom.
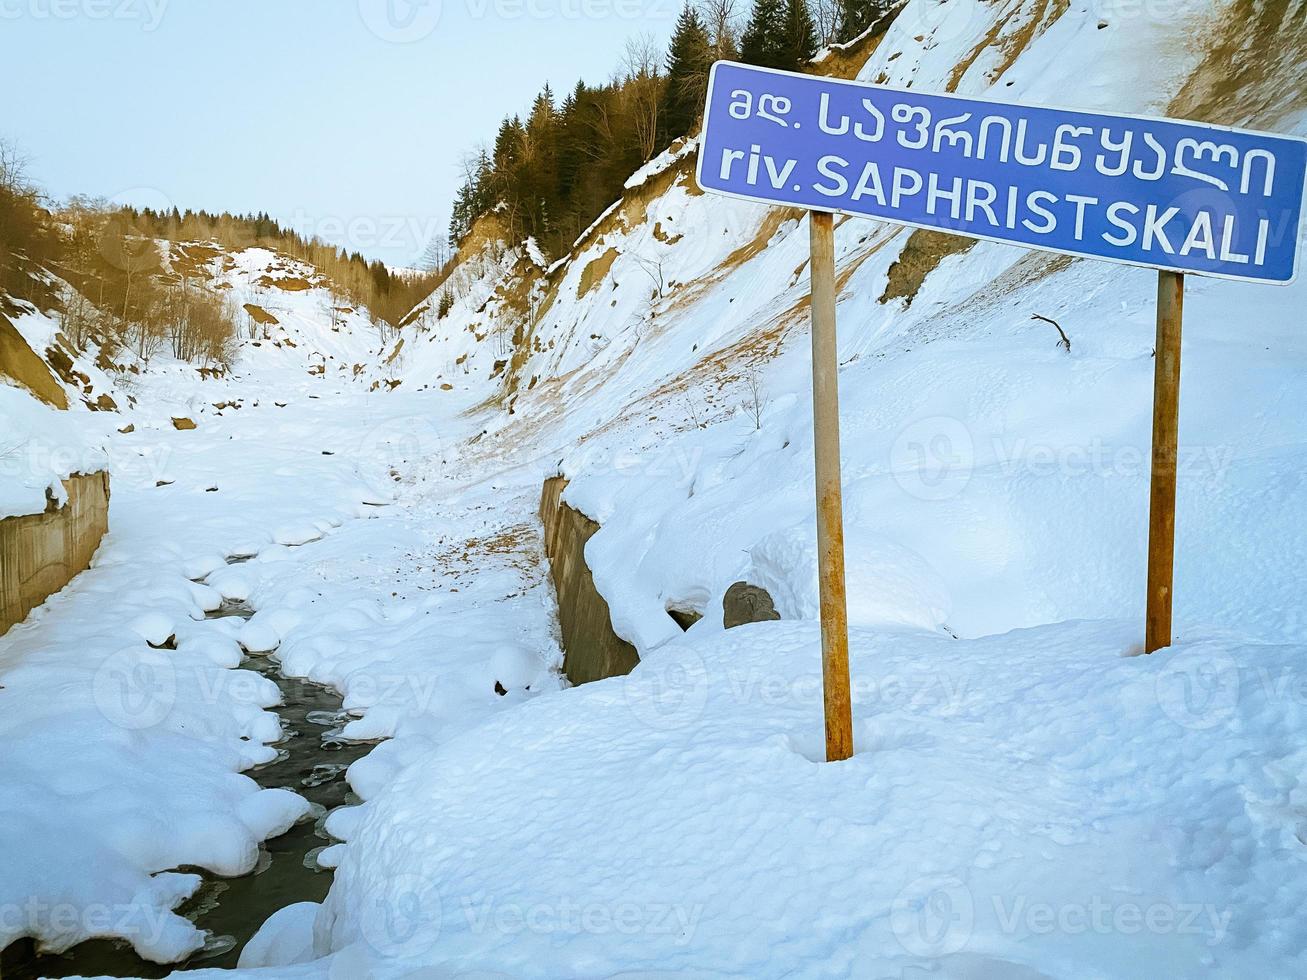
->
696, 62, 1307, 284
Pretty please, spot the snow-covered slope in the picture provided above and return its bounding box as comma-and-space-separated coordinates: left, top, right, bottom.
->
378, 0, 1307, 648
271, 1, 1307, 977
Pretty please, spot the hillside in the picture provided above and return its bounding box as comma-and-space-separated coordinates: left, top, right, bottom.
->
380, 0, 1307, 642
2, 1, 1307, 977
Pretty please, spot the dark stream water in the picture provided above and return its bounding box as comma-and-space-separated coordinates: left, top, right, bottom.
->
3, 599, 375, 978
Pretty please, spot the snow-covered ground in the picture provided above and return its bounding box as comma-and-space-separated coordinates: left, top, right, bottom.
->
3, 0, 1307, 977
0, 366, 565, 964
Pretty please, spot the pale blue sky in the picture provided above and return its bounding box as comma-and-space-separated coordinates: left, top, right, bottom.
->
0, 0, 679, 265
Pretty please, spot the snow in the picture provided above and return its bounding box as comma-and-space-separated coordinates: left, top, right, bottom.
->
4, 0, 1307, 976
311, 620, 1307, 977
0, 383, 109, 519
623, 136, 699, 191
235, 901, 318, 970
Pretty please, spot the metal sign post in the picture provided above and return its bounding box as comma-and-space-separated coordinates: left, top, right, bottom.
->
695, 60, 1307, 751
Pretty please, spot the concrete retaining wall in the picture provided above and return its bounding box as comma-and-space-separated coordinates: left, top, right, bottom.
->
539, 476, 639, 685
1, 471, 110, 635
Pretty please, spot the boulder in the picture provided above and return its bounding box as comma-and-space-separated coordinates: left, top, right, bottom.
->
723, 582, 781, 629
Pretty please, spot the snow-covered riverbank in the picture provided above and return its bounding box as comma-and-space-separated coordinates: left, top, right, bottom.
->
0, 377, 563, 966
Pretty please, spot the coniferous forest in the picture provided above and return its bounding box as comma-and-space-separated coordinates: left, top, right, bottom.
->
448, 0, 892, 258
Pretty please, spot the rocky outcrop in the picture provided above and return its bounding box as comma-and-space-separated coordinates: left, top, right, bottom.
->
1, 471, 110, 635
0, 314, 69, 409
539, 476, 639, 685
723, 582, 781, 630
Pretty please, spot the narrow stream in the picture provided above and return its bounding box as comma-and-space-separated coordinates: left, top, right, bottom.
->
3, 597, 376, 978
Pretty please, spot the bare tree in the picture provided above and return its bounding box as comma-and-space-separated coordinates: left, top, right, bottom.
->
622, 34, 664, 161
742, 368, 765, 430
633, 253, 666, 300
0, 138, 32, 195
420, 233, 451, 273
810, 0, 842, 46
697, 0, 743, 60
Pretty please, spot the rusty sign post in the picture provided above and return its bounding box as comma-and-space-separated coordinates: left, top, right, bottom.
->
1145, 271, 1185, 653
808, 210, 854, 762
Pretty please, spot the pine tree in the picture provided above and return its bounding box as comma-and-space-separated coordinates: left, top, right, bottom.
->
837, 0, 886, 43
659, 5, 713, 146
741, 0, 787, 69
781, 0, 817, 69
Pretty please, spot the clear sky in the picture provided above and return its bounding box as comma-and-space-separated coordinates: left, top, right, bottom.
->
0, 0, 679, 266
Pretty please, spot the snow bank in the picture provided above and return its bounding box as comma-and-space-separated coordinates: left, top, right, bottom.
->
0, 380, 436, 960
316, 620, 1307, 977
0, 385, 108, 519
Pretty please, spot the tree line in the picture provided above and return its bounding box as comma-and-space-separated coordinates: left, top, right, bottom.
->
1, 140, 450, 367
448, 0, 891, 259
120, 206, 449, 330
